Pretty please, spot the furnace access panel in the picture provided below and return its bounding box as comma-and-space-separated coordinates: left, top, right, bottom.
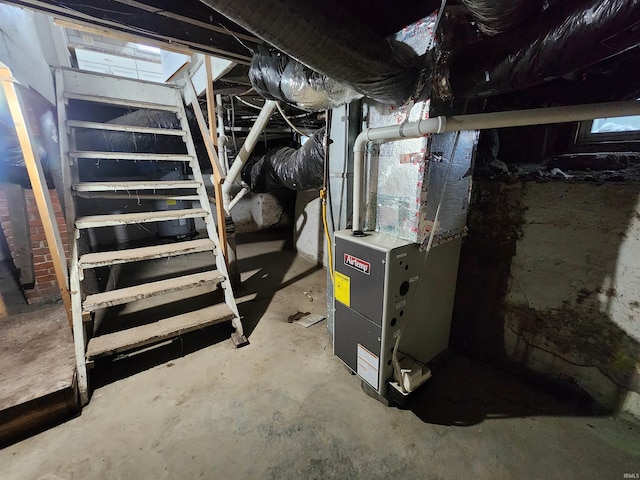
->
333, 230, 461, 396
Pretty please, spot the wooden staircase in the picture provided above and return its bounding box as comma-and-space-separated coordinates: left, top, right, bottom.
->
55, 68, 246, 406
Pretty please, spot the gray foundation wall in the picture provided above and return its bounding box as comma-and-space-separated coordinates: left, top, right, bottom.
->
453, 180, 640, 417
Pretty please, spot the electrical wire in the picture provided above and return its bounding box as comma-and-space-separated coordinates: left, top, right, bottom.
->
217, 23, 255, 53
234, 95, 263, 111
321, 109, 334, 283
424, 131, 461, 253
276, 102, 312, 138
325, 109, 335, 233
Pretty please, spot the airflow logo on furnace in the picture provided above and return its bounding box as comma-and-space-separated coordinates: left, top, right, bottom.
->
344, 253, 371, 275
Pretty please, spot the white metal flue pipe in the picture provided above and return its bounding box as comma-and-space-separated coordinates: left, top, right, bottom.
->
215, 93, 230, 174
228, 184, 251, 211
218, 134, 230, 174
352, 100, 640, 234
222, 100, 276, 198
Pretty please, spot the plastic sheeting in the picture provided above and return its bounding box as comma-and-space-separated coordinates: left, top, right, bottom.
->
0, 109, 25, 167
459, 0, 546, 36
198, 0, 424, 106
75, 109, 184, 153
0, 90, 49, 186
451, 0, 640, 98
241, 128, 325, 192
249, 48, 362, 111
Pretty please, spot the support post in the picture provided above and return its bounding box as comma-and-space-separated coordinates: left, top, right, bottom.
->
205, 57, 229, 262
220, 99, 276, 287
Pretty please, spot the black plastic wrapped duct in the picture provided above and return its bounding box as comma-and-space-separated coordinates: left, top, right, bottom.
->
459, 0, 548, 36
0, 109, 26, 168
249, 47, 288, 101
249, 48, 362, 111
0, 95, 49, 187
198, 0, 424, 106
450, 0, 640, 98
242, 128, 325, 192
75, 109, 184, 153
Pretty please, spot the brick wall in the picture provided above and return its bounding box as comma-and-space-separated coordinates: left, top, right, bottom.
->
0, 186, 69, 304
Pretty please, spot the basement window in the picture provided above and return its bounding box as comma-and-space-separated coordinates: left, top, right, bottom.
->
577, 114, 640, 143
135, 43, 161, 55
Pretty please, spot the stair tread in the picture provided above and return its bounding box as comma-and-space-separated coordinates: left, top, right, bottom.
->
76, 208, 208, 228
86, 303, 235, 359
63, 92, 180, 112
75, 192, 200, 201
79, 239, 215, 268
73, 181, 201, 192
68, 151, 193, 161
82, 270, 225, 313
67, 120, 185, 136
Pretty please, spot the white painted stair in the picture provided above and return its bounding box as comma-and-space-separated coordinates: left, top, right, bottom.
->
56, 68, 247, 406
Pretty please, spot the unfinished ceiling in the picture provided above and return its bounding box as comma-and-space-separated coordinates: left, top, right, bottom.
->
2, 0, 639, 113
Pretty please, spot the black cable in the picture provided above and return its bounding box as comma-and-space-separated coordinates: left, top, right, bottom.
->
324, 109, 336, 233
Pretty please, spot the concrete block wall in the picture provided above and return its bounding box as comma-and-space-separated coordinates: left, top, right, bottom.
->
453, 180, 640, 418
294, 189, 327, 266
0, 186, 69, 304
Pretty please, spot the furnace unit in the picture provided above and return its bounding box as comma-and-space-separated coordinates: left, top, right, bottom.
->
333, 230, 462, 399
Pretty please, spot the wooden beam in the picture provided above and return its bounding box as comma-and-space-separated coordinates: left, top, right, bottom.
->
0, 64, 72, 327
205, 57, 228, 262
3, 0, 253, 64
53, 18, 192, 56
111, 0, 261, 44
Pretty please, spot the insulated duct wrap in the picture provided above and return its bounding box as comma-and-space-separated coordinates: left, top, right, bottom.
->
241, 128, 325, 192
0, 108, 27, 168
198, 0, 424, 106
451, 0, 640, 98
459, 0, 548, 36
74, 109, 197, 182
0, 91, 48, 186
249, 49, 362, 111
75, 109, 184, 153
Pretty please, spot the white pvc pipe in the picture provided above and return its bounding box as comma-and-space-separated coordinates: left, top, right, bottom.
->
352, 117, 446, 233
228, 184, 251, 211
218, 134, 230, 174
216, 93, 230, 175
444, 100, 640, 132
352, 100, 640, 234
222, 99, 276, 197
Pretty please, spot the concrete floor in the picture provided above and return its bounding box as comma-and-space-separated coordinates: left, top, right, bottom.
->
1, 231, 640, 479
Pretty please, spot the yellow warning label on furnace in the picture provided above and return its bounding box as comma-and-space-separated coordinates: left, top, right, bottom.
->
334, 271, 351, 307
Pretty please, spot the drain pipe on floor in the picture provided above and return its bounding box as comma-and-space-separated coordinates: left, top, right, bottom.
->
352, 100, 640, 234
